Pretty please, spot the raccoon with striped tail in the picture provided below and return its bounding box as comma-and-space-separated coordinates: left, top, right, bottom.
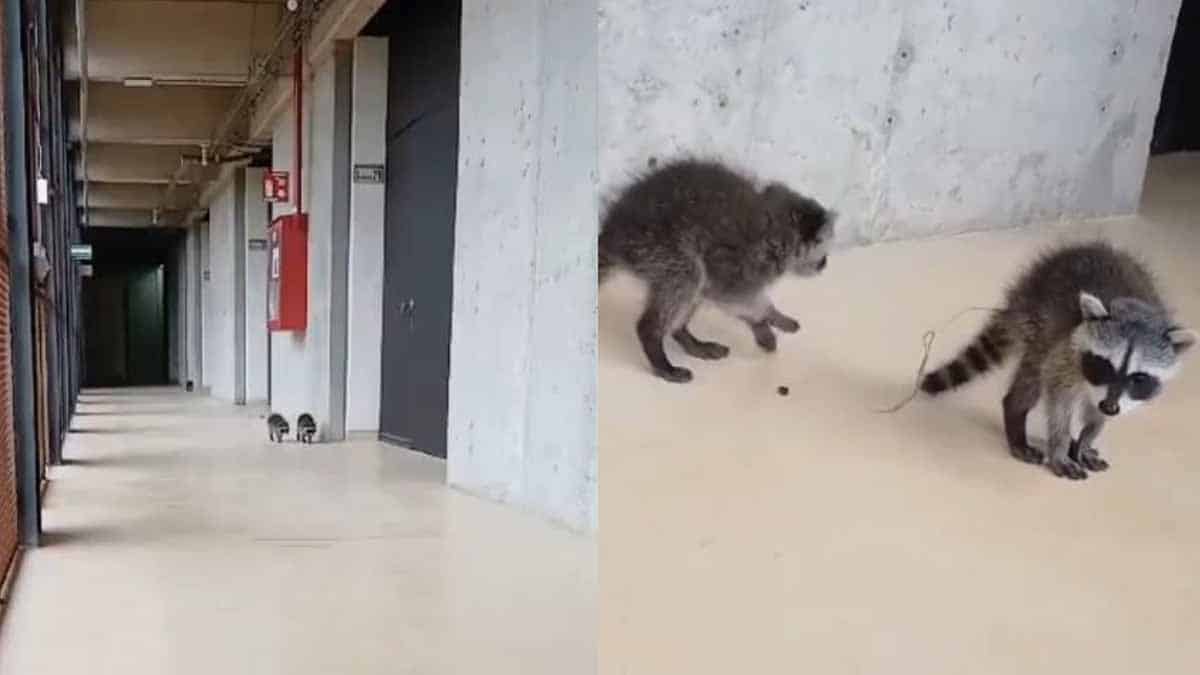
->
920, 241, 1196, 480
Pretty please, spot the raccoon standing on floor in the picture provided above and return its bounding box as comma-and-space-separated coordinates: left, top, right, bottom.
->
599, 158, 836, 383
920, 241, 1196, 480
267, 413, 290, 443
296, 413, 317, 444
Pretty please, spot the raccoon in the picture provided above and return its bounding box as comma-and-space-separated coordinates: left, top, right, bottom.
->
296, 413, 317, 444
920, 241, 1196, 480
267, 413, 290, 443
599, 158, 836, 382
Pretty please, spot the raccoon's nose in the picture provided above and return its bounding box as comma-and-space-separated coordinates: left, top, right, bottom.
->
1099, 400, 1120, 416
816, 256, 828, 272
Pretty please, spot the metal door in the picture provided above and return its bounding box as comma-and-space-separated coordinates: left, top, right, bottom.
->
377, 0, 460, 458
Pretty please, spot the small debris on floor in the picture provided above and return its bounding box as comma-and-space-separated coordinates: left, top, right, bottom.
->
777, 386, 790, 396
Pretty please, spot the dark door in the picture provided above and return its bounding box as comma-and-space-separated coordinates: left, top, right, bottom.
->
377, 0, 461, 457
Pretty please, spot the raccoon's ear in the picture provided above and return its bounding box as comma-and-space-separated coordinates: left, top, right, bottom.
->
1079, 292, 1108, 321
1167, 327, 1197, 355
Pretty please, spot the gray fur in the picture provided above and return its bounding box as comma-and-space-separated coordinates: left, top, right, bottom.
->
599, 157, 836, 382
267, 413, 289, 443
921, 241, 1194, 480
296, 413, 317, 444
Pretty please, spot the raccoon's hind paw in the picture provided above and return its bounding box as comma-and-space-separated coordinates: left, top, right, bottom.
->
1048, 458, 1088, 480
1078, 448, 1109, 472
654, 365, 694, 383
672, 331, 730, 360
689, 342, 730, 360
1009, 443, 1045, 465
1069, 439, 1110, 472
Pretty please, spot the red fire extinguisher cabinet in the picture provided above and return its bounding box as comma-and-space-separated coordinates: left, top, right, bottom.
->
268, 213, 308, 332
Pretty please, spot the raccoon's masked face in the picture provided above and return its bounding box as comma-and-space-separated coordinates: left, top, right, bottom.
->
1073, 292, 1196, 417
762, 185, 836, 277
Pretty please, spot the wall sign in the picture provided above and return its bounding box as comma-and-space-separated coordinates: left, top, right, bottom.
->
353, 164, 385, 184
263, 171, 290, 202
248, 238, 268, 251
70, 243, 93, 261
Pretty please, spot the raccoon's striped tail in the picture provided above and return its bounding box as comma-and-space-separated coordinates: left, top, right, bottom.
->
920, 319, 1012, 395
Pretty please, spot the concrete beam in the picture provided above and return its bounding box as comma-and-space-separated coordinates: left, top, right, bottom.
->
77, 143, 194, 184
84, 207, 183, 228
87, 82, 241, 145
84, 182, 198, 210
309, 0, 387, 69
64, 1, 282, 85
251, 0, 387, 137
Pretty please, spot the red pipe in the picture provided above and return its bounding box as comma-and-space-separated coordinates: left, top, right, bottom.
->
293, 44, 303, 213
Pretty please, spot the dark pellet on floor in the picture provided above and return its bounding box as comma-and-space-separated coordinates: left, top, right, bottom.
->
777, 386, 789, 396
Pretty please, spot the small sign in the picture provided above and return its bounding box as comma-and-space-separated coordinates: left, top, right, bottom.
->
263, 171, 290, 202
70, 243, 93, 261
36, 177, 50, 205
353, 164, 385, 184
79, 264, 93, 277
248, 238, 268, 251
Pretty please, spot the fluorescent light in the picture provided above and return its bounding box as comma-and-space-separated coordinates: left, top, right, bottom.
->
122, 77, 154, 88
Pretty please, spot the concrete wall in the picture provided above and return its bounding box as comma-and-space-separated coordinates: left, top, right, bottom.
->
345, 37, 387, 432
269, 46, 352, 439
185, 227, 202, 387
205, 184, 239, 401
451, 0, 599, 531
244, 168, 270, 403
198, 222, 211, 389
599, 1, 1183, 244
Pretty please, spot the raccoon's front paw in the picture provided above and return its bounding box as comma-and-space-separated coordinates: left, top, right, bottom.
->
654, 366, 694, 383
1078, 447, 1109, 472
1048, 458, 1088, 480
1009, 443, 1045, 465
770, 314, 800, 333
750, 324, 778, 352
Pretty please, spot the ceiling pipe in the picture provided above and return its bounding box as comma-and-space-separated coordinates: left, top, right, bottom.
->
74, 0, 88, 224
170, 0, 331, 226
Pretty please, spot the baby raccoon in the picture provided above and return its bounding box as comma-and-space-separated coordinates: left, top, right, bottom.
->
921, 241, 1195, 480
599, 158, 836, 383
267, 413, 290, 443
296, 413, 317, 444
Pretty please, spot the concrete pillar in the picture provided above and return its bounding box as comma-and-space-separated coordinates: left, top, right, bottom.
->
269, 43, 352, 441
450, 0, 599, 532
244, 168, 270, 403
345, 36, 387, 433
198, 221, 210, 391
204, 179, 241, 402
185, 226, 203, 388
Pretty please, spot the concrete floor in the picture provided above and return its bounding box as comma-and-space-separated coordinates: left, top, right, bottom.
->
0, 389, 594, 674
600, 155, 1200, 674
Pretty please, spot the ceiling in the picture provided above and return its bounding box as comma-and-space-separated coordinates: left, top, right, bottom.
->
65, 0, 286, 230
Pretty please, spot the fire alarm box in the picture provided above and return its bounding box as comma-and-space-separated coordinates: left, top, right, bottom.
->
268, 213, 308, 332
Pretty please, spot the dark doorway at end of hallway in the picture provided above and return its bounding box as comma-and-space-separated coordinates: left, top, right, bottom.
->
82, 228, 182, 387
1152, 0, 1200, 154
364, 0, 462, 459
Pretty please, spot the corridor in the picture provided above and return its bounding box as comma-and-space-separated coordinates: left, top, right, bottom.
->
0, 388, 595, 674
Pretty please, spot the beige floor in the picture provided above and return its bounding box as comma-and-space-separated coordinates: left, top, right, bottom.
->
600, 155, 1200, 674
0, 388, 595, 674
